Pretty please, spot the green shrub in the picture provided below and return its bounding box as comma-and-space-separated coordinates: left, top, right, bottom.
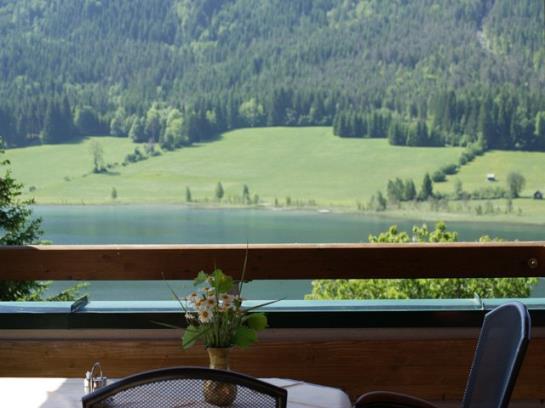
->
306, 222, 537, 300
124, 147, 146, 165
471, 186, 508, 200
459, 150, 475, 165
440, 163, 458, 175
431, 170, 447, 182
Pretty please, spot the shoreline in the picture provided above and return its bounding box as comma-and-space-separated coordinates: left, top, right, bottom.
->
29, 200, 545, 228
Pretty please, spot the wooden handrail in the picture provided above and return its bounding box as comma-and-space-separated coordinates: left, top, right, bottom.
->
0, 243, 544, 280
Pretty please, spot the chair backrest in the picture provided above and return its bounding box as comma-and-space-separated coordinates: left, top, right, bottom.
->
82, 366, 288, 408
462, 302, 531, 408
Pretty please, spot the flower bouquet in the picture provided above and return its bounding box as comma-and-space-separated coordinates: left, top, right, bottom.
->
166, 267, 274, 406
179, 268, 269, 351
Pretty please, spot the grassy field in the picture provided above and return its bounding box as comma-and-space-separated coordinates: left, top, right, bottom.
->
430, 149, 545, 223
4, 137, 136, 203
375, 198, 545, 224
5, 127, 464, 206
435, 150, 545, 197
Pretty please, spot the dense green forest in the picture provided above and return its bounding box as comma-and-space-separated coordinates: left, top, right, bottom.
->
0, 0, 543, 151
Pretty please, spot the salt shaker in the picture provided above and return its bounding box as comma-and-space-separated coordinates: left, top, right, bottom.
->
83, 371, 92, 393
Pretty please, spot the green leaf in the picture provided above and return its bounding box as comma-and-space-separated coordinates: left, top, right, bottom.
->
163, 278, 187, 312
246, 313, 267, 331
193, 271, 208, 286
233, 326, 257, 348
213, 269, 234, 293
182, 325, 203, 349
243, 298, 283, 312
152, 320, 181, 330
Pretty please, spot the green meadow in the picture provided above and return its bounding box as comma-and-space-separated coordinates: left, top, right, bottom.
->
5, 127, 545, 222
6, 127, 464, 207
431, 150, 545, 223
435, 150, 545, 198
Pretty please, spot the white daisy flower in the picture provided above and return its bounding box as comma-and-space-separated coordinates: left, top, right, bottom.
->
186, 291, 199, 304
198, 309, 214, 323
204, 296, 217, 309
195, 298, 205, 310
220, 294, 235, 309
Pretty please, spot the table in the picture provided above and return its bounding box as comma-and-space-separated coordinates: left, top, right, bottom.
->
0, 377, 352, 408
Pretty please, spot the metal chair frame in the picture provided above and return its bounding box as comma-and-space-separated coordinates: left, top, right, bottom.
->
354, 301, 531, 408
461, 301, 531, 408
82, 366, 288, 408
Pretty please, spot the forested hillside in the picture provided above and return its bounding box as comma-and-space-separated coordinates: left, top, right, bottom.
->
0, 0, 543, 151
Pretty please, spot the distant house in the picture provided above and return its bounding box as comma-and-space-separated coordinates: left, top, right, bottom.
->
486, 173, 496, 182
534, 190, 543, 200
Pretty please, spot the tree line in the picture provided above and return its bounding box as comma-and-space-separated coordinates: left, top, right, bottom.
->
3, 84, 545, 158
333, 87, 545, 152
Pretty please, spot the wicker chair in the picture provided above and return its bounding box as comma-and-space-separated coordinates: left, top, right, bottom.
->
82, 366, 287, 408
354, 301, 531, 408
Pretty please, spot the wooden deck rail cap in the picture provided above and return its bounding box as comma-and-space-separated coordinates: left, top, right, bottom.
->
0, 242, 544, 280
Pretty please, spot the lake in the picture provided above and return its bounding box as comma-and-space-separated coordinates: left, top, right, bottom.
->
35, 205, 545, 300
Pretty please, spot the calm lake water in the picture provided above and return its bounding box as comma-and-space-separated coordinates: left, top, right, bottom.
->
34, 205, 545, 300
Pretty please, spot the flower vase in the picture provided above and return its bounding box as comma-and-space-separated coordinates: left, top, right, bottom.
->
203, 347, 237, 406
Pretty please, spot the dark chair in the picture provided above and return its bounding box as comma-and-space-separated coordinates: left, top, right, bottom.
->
82, 366, 288, 407
354, 301, 531, 408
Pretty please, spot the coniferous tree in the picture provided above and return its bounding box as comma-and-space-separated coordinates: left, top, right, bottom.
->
41, 101, 63, 144
0, 144, 83, 300
215, 182, 224, 201
478, 96, 495, 150
387, 121, 405, 145
332, 113, 340, 136
416, 121, 429, 146
376, 191, 387, 211
268, 89, 288, 126
0, 108, 13, 146
60, 95, 75, 140
242, 184, 250, 204
404, 179, 417, 201
419, 173, 433, 201
75, 106, 100, 135
386, 180, 398, 204
0, 145, 43, 299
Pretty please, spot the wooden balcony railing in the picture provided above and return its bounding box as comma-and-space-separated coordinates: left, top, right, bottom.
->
1, 242, 545, 403
1, 242, 544, 280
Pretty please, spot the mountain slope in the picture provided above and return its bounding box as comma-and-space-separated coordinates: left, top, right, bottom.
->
0, 0, 543, 148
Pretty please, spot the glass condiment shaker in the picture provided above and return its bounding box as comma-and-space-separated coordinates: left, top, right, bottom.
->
84, 362, 108, 393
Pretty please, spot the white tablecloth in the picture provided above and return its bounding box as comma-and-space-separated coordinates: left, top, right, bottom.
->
0, 377, 352, 408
